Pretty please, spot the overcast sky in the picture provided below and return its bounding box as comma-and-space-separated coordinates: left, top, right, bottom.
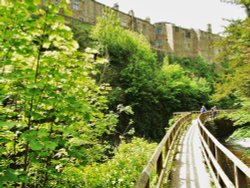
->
96, 0, 246, 34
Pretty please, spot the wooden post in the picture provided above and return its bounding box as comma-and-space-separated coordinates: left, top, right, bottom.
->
202, 129, 205, 138
135, 171, 150, 188
207, 136, 215, 156
173, 125, 176, 133
157, 153, 163, 177
206, 135, 210, 149
146, 179, 150, 188
165, 139, 169, 158
234, 165, 248, 188
215, 147, 223, 186
170, 132, 173, 143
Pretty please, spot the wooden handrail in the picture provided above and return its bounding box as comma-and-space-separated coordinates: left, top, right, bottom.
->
198, 111, 250, 188
135, 113, 192, 188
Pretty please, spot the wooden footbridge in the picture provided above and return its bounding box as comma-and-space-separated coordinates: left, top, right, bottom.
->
135, 111, 250, 188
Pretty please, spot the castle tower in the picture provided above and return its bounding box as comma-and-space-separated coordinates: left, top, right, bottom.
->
113, 3, 119, 10
207, 24, 212, 33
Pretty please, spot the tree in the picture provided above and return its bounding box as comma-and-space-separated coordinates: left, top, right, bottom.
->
213, 18, 250, 101
0, 1, 117, 187
214, 1, 249, 105
69, 20, 93, 51
91, 11, 215, 141
213, 2, 250, 140
91, 10, 165, 141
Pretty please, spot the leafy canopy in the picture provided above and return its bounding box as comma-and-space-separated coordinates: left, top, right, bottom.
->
91, 10, 214, 141
0, 1, 117, 187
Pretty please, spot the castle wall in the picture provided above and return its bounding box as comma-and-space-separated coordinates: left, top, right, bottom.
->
154, 23, 172, 53
67, 0, 220, 62
172, 26, 196, 58
166, 24, 175, 53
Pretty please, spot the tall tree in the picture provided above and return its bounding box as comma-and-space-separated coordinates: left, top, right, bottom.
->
0, 1, 116, 187
214, 1, 250, 132
91, 10, 214, 141
214, 18, 250, 100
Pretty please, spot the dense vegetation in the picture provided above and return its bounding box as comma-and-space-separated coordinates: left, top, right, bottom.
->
0, 0, 248, 187
213, 0, 250, 140
90, 10, 215, 142
0, 1, 122, 187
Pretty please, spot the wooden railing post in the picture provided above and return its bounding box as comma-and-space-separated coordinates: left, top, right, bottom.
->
135, 171, 150, 188
215, 147, 223, 186
206, 135, 211, 153
234, 165, 248, 188
157, 153, 163, 177
170, 131, 173, 143
146, 180, 149, 188
165, 140, 169, 158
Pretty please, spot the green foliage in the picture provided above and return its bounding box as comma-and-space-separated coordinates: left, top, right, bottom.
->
91, 10, 163, 141
227, 99, 250, 126
91, 10, 214, 141
69, 19, 93, 51
164, 56, 215, 108
167, 114, 185, 127
79, 137, 157, 188
156, 59, 212, 110
0, 1, 117, 187
213, 18, 250, 101
228, 126, 250, 139
211, 94, 242, 109
213, 12, 249, 125
167, 55, 216, 83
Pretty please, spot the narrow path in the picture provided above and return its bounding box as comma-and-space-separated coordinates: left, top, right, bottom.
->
170, 119, 211, 188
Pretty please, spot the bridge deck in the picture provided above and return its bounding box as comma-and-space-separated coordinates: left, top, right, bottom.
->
171, 119, 211, 188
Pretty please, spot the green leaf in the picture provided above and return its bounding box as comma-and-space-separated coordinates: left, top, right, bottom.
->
4, 169, 19, 182
45, 141, 58, 150
37, 128, 49, 138
0, 121, 17, 129
30, 140, 43, 151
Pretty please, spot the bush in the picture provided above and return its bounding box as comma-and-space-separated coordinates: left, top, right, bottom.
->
80, 138, 157, 188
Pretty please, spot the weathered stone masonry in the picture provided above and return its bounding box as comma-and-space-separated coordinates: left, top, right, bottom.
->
69, 0, 221, 62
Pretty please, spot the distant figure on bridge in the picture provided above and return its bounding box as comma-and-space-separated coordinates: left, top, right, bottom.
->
211, 106, 217, 118
200, 105, 207, 113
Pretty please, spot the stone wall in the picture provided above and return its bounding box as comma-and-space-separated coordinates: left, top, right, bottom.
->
67, 0, 220, 62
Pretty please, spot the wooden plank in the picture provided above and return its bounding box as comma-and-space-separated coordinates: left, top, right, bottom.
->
200, 135, 235, 188
200, 134, 222, 188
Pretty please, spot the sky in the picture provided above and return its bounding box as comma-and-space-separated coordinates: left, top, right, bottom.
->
96, 0, 246, 34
